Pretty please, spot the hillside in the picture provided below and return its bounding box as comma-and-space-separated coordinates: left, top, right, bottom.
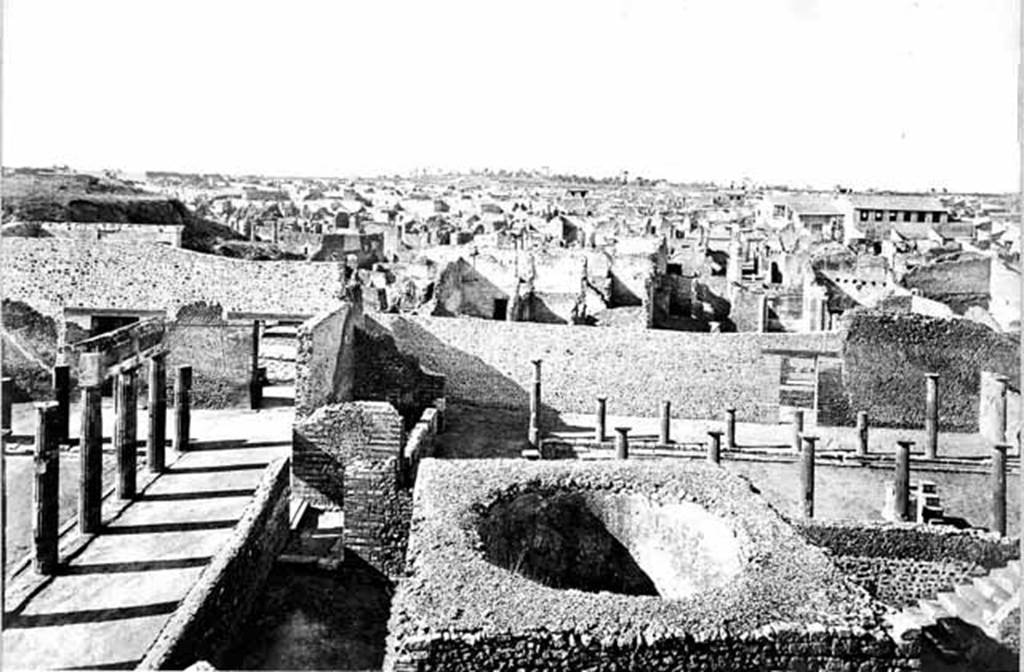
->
1, 169, 297, 259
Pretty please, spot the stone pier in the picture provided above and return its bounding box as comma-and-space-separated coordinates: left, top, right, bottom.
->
790, 409, 803, 454
725, 407, 737, 450
924, 373, 939, 459
78, 353, 104, 534
33, 402, 60, 575
594, 397, 606, 443
659, 400, 671, 444
992, 443, 1007, 537
528, 359, 541, 449
894, 440, 913, 522
115, 368, 138, 500
856, 411, 869, 457
147, 353, 167, 473
800, 435, 817, 519
707, 430, 722, 465
614, 427, 630, 460
174, 365, 192, 452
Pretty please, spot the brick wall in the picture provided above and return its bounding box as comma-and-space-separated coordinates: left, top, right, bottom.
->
139, 457, 291, 670
370, 314, 839, 422
291, 401, 411, 578
295, 303, 362, 418
0, 238, 347, 321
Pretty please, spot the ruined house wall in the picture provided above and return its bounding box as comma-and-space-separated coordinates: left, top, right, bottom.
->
294, 303, 362, 418
165, 302, 253, 408
902, 256, 991, 314
21, 221, 184, 246
371, 315, 839, 423
834, 311, 1019, 431
432, 258, 510, 319
0, 238, 346, 320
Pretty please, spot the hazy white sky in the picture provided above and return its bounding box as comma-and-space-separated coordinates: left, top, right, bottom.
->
2, 0, 1019, 191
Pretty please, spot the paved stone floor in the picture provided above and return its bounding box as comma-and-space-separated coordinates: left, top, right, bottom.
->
1, 387, 292, 671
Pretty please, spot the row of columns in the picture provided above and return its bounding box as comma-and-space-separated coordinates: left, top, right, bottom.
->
29, 358, 193, 575
524, 361, 1009, 536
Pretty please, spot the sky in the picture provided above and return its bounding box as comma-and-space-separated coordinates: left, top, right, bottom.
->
1, 0, 1020, 192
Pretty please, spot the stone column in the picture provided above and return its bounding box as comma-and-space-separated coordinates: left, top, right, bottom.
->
174, 366, 192, 453
924, 372, 939, 459
528, 359, 541, 449
33, 402, 60, 575
659, 400, 671, 444
791, 409, 804, 453
800, 435, 817, 518
250, 321, 262, 411
894, 440, 913, 522
115, 368, 138, 500
707, 430, 722, 465
856, 411, 869, 457
147, 353, 167, 474
614, 427, 630, 460
52, 364, 71, 445
725, 407, 737, 450
992, 443, 1008, 537
1, 376, 11, 432
595, 397, 606, 443
78, 353, 104, 535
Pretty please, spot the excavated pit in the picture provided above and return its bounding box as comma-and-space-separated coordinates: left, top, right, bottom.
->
478, 489, 744, 599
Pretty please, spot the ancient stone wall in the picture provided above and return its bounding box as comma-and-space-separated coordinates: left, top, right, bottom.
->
0, 238, 346, 321
835, 310, 1019, 431
797, 521, 1020, 609
295, 303, 362, 418
23, 221, 184, 246
139, 457, 291, 670
370, 314, 840, 422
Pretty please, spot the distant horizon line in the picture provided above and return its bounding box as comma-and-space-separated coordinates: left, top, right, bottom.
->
3, 163, 1017, 197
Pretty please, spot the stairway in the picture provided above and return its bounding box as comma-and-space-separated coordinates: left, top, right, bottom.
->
887, 559, 1020, 641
